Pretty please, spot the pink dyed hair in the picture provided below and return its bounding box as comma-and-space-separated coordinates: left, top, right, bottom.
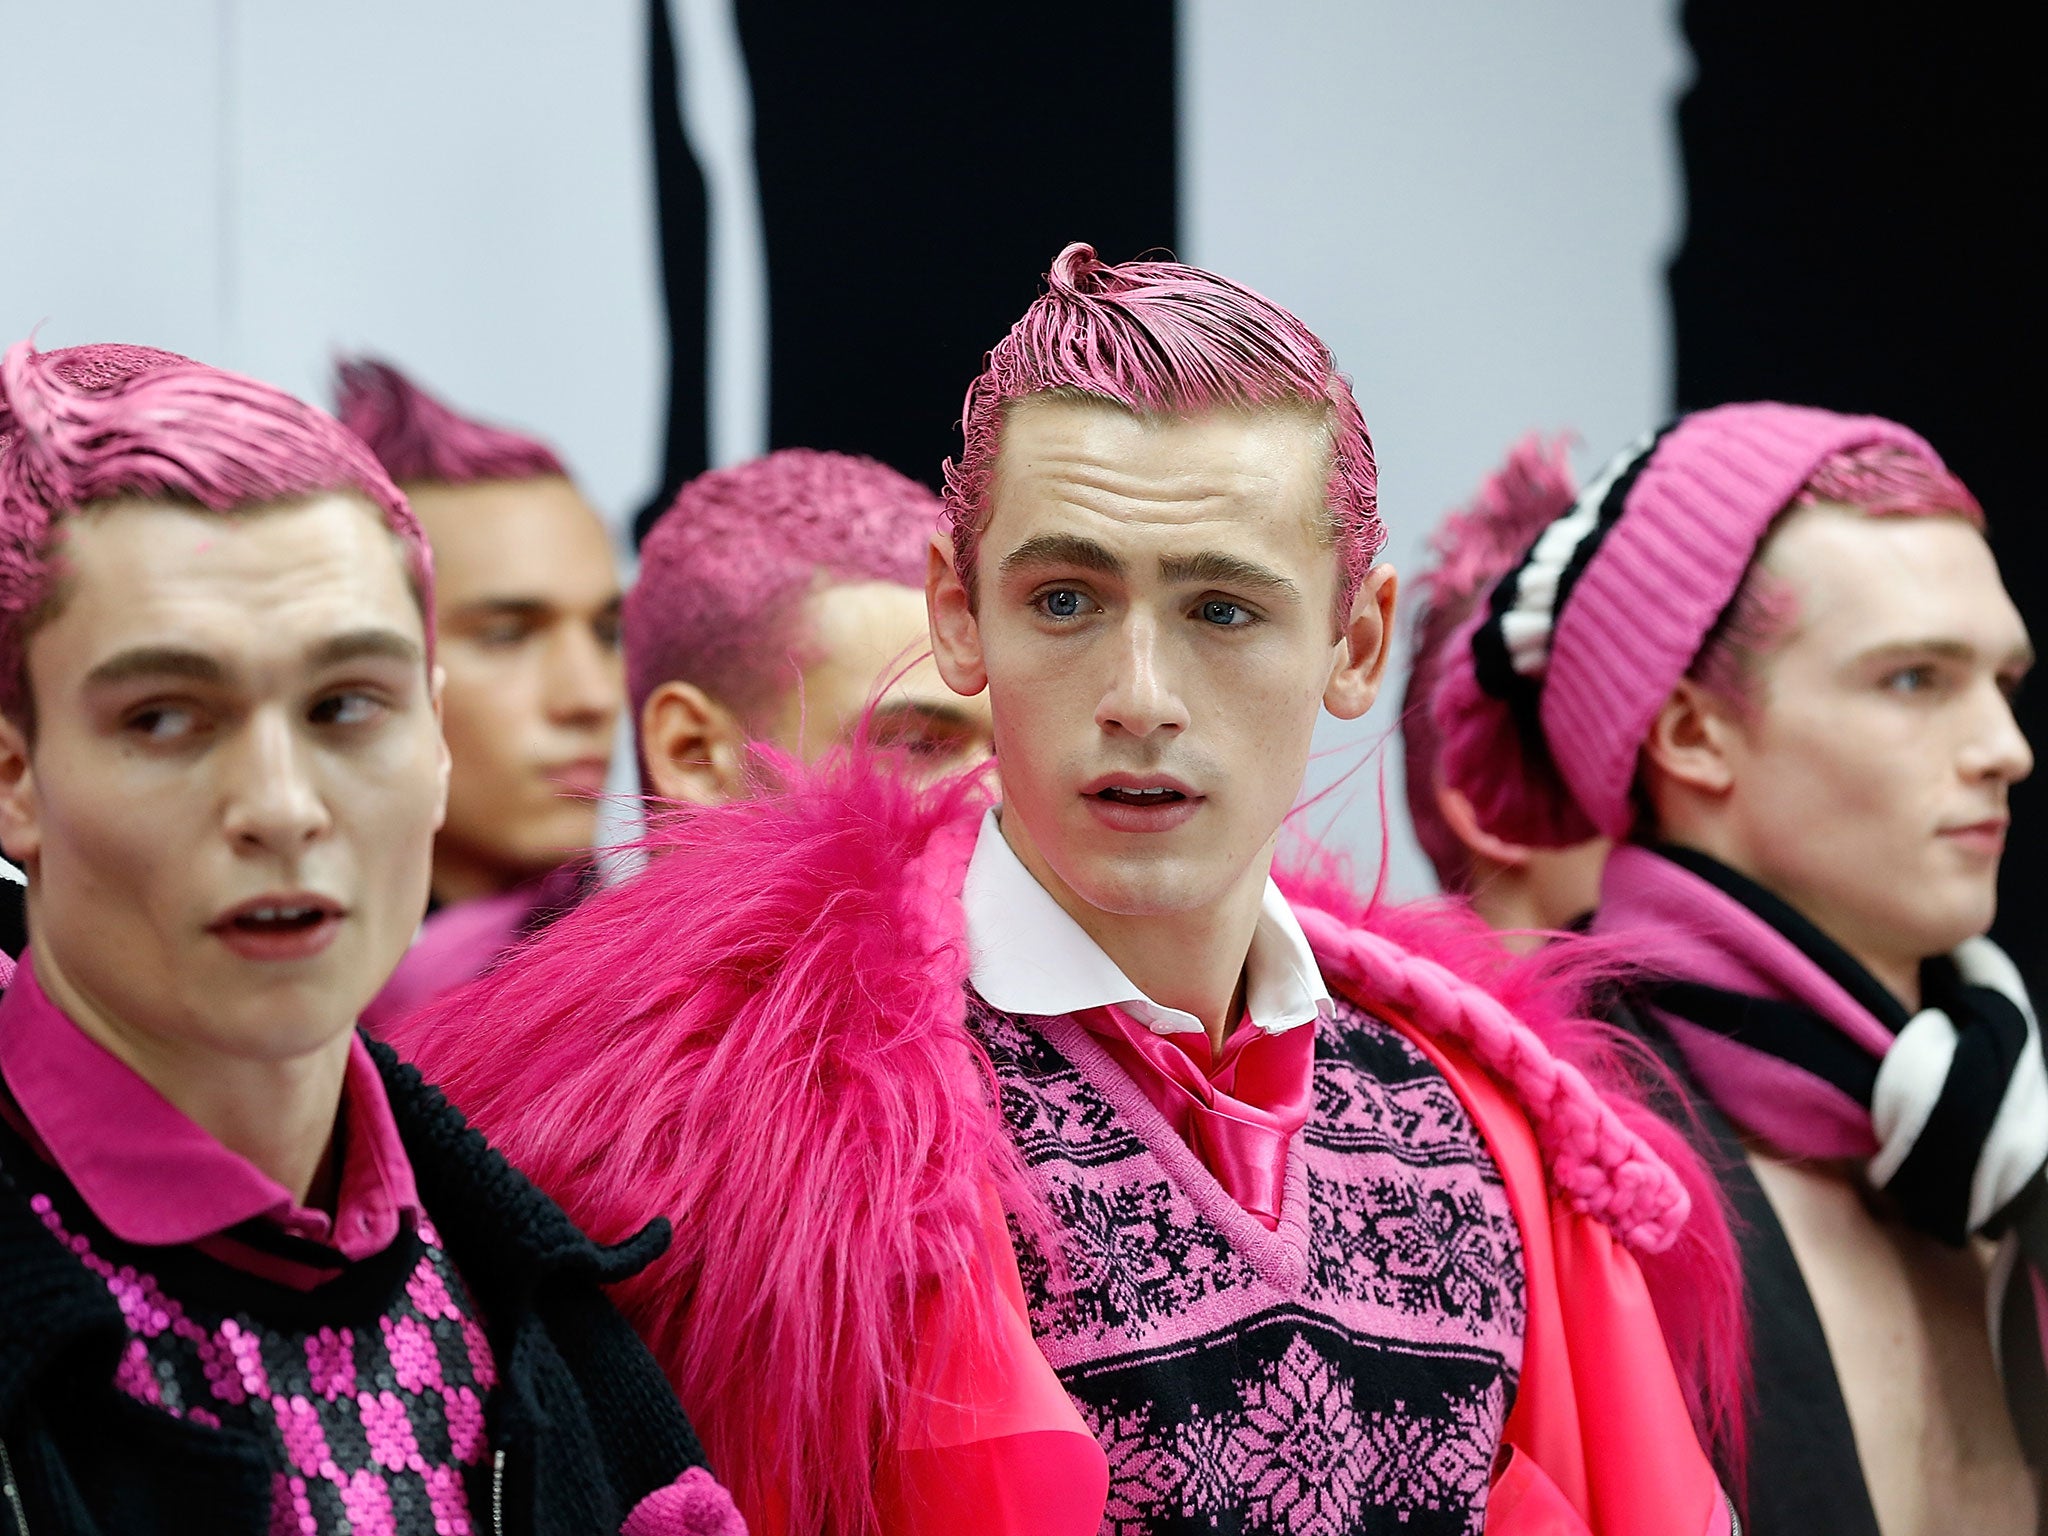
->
0, 339, 433, 725
1688, 443, 1985, 707
941, 242, 1381, 609
333, 356, 568, 486
624, 448, 939, 726
1402, 435, 1578, 890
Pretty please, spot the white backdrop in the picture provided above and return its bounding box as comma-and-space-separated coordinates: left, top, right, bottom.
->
1184, 0, 1688, 893
1, 1, 1686, 895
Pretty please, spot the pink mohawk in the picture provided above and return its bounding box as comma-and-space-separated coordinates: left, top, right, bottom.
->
625, 448, 939, 726
1402, 434, 1578, 890
942, 242, 1381, 607
334, 356, 567, 486
0, 339, 433, 722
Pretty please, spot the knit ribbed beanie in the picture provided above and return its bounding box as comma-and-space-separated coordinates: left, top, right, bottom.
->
1432, 401, 1945, 845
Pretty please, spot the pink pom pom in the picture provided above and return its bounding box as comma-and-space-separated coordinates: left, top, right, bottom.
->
621, 1467, 748, 1536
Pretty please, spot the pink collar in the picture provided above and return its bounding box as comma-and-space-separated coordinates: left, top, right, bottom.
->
0, 951, 420, 1257
1076, 1005, 1315, 1231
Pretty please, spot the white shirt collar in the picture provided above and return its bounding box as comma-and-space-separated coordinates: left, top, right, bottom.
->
961, 808, 1329, 1037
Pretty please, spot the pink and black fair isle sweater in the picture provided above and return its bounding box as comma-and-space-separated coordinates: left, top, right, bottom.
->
972, 989, 1525, 1536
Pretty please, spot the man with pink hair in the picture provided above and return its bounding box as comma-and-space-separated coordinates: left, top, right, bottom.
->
0, 340, 737, 1533
1434, 405, 2041, 1532
334, 360, 625, 1029
395, 244, 1744, 1535
628, 448, 991, 803
1401, 437, 1610, 944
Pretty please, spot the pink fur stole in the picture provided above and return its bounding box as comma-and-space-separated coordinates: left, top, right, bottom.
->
392, 750, 1743, 1532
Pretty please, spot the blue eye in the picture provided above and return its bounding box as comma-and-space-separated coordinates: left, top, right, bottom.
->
1038, 589, 1087, 620
1200, 600, 1251, 627
1883, 666, 1936, 693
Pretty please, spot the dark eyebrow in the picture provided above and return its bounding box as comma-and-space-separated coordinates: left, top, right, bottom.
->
1158, 551, 1302, 604
997, 534, 1126, 579
306, 628, 426, 669
83, 646, 227, 691
449, 597, 552, 622
1856, 637, 2039, 679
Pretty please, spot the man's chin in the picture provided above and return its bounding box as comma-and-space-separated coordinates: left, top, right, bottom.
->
1056, 851, 1234, 922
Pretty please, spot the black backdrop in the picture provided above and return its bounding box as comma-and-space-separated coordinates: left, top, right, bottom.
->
636, 0, 1180, 541
1670, 0, 2043, 974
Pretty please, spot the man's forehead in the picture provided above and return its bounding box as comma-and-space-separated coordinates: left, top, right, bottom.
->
52, 495, 425, 660
413, 476, 617, 604
1767, 504, 2024, 653
988, 397, 1332, 552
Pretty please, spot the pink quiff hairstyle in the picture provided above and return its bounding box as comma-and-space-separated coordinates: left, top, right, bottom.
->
1401, 434, 1578, 891
940, 243, 1382, 609
0, 339, 434, 725
333, 356, 568, 486
624, 448, 938, 728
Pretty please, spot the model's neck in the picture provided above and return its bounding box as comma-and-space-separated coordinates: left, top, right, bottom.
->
1657, 834, 1926, 1012
998, 809, 1268, 1056
29, 945, 351, 1206
1466, 870, 1553, 956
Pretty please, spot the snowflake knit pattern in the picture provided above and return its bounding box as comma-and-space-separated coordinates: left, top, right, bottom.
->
23, 1181, 492, 1536
974, 991, 1526, 1536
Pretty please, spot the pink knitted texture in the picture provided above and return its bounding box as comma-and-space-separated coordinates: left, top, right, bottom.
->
333, 357, 567, 486
1297, 906, 1686, 1250
0, 339, 433, 721
942, 243, 1380, 609
622, 1468, 749, 1536
625, 448, 938, 725
1434, 402, 1946, 845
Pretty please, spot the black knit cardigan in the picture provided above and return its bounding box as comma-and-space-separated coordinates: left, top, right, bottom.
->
0, 1036, 713, 1535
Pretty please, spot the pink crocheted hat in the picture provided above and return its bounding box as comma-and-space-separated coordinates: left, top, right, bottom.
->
1432, 401, 1945, 846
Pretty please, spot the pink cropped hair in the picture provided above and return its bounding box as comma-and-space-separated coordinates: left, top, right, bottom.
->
1432, 402, 1980, 848
1401, 434, 1578, 891
333, 356, 568, 486
625, 448, 939, 726
0, 339, 433, 724
941, 242, 1381, 608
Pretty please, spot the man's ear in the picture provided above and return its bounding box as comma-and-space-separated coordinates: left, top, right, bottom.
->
1324, 563, 1398, 721
1642, 678, 1739, 799
640, 681, 750, 807
1436, 780, 1531, 871
926, 532, 987, 698
0, 712, 41, 875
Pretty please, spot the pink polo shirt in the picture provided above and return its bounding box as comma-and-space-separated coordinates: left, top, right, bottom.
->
0, 950, 421, 1288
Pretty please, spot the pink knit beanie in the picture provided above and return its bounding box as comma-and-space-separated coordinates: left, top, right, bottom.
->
1432, 401, 1946, 846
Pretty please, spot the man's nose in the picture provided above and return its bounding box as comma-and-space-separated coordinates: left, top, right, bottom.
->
1095, 613, 1190, 739
221, 712, 332, 856
1968, 685, 2035, 787
545, 621, 623, 728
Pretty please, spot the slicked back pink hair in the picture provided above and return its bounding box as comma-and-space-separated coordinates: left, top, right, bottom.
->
334, 357, 567, 486
1402, 435, 1578, 890
941, 243, 1382, 608
0, 339, 433, 724
625, 448, 940, 727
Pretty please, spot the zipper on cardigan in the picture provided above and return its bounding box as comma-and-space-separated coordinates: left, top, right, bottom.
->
491, 1446, 506, 1536
0, 1435, 26, 1535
